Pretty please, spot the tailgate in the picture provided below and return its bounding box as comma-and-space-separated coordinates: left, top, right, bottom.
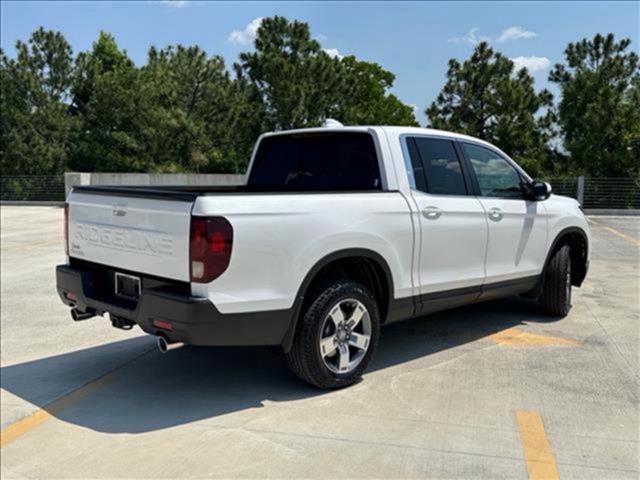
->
67, 190, 193, 281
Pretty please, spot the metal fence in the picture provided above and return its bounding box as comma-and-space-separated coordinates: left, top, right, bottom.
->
547, 178, 578, 200
1, 174, 639, 210
1, 175, 66, 202
549, 177, 640, 209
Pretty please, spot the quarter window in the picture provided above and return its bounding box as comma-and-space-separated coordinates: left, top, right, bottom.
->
406, 137, 467, 195
463, 143, 524, 199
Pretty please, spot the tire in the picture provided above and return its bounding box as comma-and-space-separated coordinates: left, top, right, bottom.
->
539, 245, 572, 317
285, 280, 381, 389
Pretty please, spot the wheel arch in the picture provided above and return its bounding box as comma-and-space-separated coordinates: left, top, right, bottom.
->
281, 248, 395, 352
545, 227, 589, 287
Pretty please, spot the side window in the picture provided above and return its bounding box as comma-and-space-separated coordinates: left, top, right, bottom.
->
406, 137, 427, 192
406, 137, 467, 195
463, 143, 524, 199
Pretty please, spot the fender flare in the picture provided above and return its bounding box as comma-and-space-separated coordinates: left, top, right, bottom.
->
280, 248, 395, 352
544, 226, 589, 268
530, 226, 589, 297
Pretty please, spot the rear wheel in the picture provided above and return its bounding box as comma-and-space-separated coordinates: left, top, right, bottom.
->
539, 245, 572, 317
285, 280, 380, 389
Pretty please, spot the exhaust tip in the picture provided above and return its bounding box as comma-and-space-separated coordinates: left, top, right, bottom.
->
71, 308, 95, 321
157, 336, 169, 354
156, 336, 184, 353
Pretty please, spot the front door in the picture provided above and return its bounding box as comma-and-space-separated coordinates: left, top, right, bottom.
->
460, 142, 548, 284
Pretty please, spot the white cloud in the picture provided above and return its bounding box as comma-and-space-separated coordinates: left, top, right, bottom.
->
448, 28, 490, 46
448, 26, 537, 46
315, 34, 328, 42
498, 26, 537, 42
228, 17, 264, 45
510, 56, 551, 72
160, 0, 190, 8
324, 48, 344, 59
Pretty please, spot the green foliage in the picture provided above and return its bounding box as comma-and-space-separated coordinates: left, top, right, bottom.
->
2, 19, 416, 175
71, 31, 134, 116
1, 28, 79, 175
426, 42, 554, 177
335, 57, 418, 126
140, 45, 260, 173
236, 17, 336, 130
68, 33, 145, 172
236, 16, 418, 131
70, 41, 260, 173
1, 23, 637, 179
549, 33, 640, 177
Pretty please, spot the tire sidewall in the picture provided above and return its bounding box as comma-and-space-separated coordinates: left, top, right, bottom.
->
541, 244, 572, 317
556, 245, 572, 312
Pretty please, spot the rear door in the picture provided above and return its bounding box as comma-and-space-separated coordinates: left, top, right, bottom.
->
404, 136, 488, 298
460, 142, 548, 283
68, 190, 193, 281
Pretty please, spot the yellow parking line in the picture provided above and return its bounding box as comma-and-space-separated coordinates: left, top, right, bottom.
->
1, 348, 154, 448
0, 371, 116, 448
489, 328, 577, 347
516, 411, 559, 480
0, 410, 53, 448
588, 218, 640, 247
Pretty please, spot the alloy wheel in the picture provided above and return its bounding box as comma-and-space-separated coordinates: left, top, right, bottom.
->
319, 298, 372, 374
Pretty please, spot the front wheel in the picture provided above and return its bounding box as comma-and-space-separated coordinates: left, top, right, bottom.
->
539, 245, 572, 317
285, 280, 380, 389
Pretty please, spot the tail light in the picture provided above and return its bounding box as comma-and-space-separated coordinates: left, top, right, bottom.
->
64, 202, 69, 256
189, 216, 233, 283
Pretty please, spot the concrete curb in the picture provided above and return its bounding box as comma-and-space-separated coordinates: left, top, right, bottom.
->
64, 172, 246, 197
584, 209, 640, 216
1, 201, 64, 207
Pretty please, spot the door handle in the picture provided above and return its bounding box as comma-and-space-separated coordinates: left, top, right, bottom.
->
422, 206, 442, 220
488, 207, 504, 222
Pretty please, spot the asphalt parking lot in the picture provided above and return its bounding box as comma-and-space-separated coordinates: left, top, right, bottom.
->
1, 206, 638, 479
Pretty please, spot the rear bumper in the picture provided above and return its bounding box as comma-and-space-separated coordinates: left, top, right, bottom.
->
56, 264, 292, 346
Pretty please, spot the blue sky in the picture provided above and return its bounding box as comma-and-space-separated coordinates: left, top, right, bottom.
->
1, 1, 638, 125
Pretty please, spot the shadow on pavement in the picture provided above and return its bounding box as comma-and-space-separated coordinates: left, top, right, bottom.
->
1, 297, 556, 434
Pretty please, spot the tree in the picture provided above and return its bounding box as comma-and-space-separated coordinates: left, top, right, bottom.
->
426, 42, 554, 176
236, 16, 417, 131
68, 32, 145, 172
140, 44, 260, 172
335, 57, 418, 126
2, 21, 419, 176
0, 28, 78, 175
236, 16, 341, 131
71, 31, 134, 115
549, 33, 640, 177
68, 34, 261, 173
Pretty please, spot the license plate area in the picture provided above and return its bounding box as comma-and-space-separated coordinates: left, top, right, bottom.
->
115, 272, 141, 300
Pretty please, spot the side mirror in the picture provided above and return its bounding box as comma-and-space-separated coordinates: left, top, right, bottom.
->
529, 180, 552, 201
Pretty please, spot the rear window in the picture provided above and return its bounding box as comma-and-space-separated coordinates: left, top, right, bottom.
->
247, 132, 381, 191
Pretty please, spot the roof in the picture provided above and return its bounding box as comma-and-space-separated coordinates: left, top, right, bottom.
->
262, 125, 500, 151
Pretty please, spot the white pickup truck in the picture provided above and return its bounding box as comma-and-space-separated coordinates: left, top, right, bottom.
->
57, 126, 590, 388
